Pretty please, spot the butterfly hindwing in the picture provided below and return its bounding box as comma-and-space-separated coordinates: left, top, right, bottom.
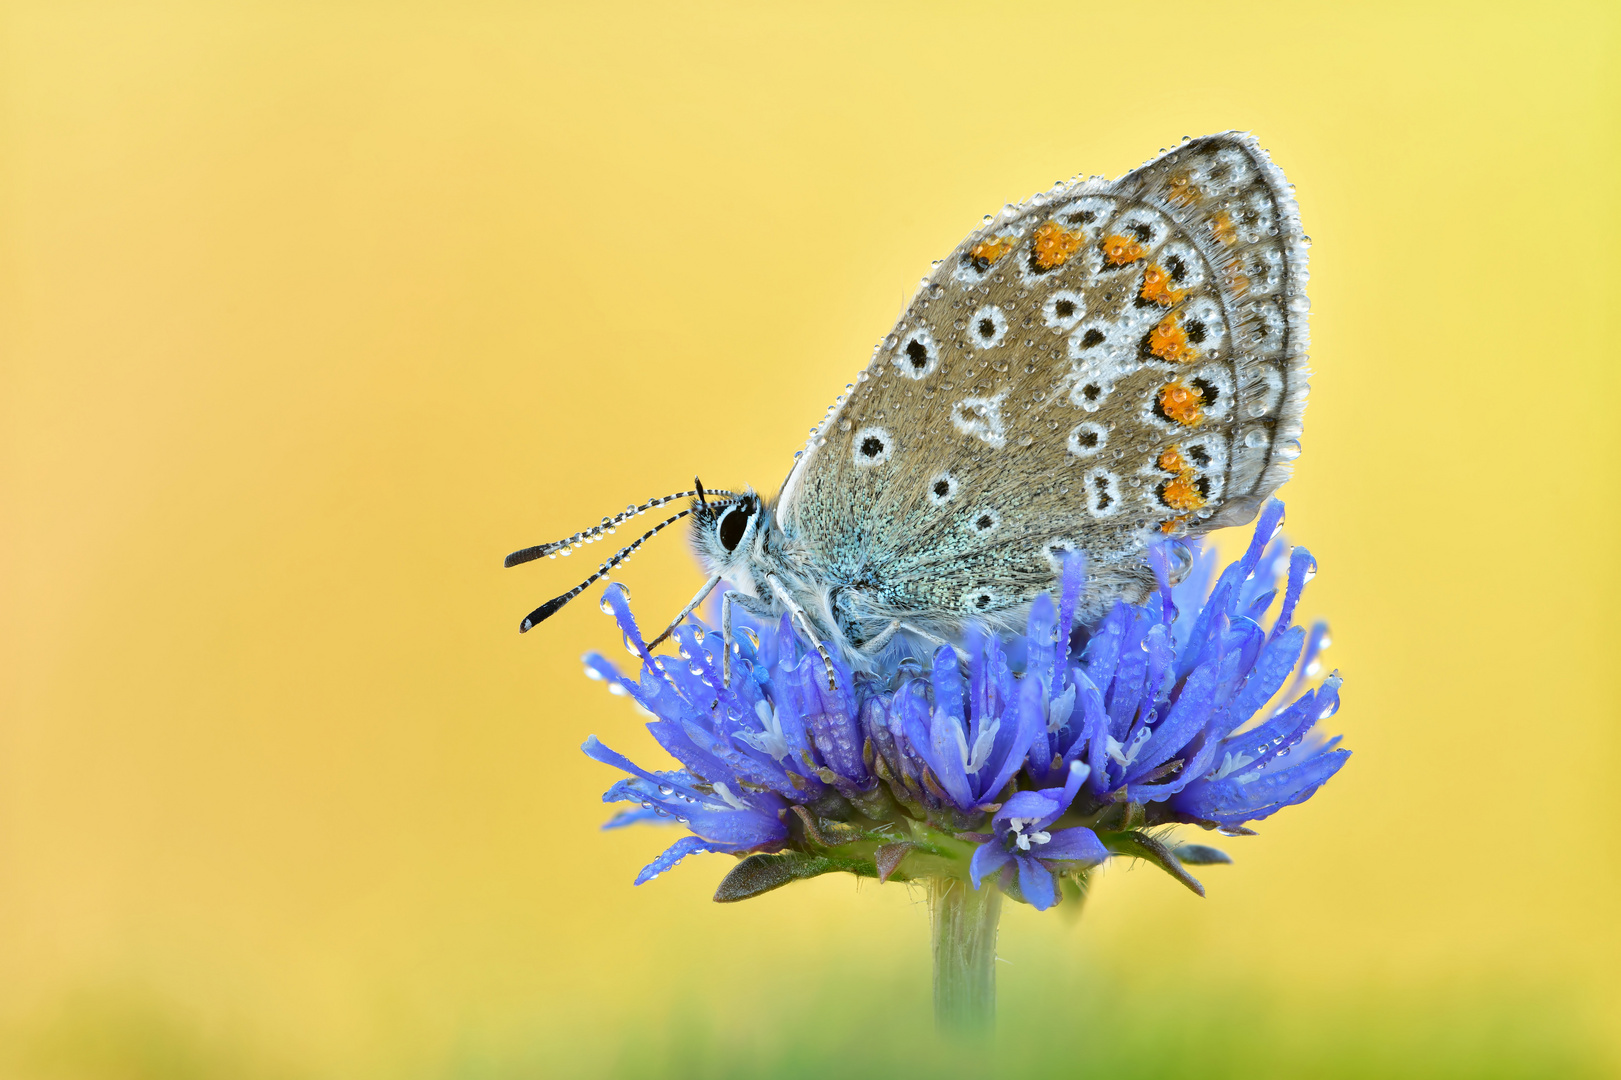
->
776, 132, 1309, 635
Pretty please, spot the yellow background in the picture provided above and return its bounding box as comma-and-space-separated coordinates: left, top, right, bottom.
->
3, 2, 1617, 1076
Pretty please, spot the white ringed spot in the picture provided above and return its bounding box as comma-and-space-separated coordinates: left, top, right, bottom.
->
928, 471, 960, 505
1084, 468, 1123, 518
1069, 378, 1113, 412
1042, 538, 1083, 571
891, 326, 939, 380
950, 390, 1009, 448
962, 587, 1001, 614
969, 304, 1009, 349
1067, 421, 1107, 457
852, 426, 895, 467
1042, 290, 1086, 332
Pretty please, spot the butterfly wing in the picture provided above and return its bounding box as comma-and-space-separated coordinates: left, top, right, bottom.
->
776, 132, 1309, 636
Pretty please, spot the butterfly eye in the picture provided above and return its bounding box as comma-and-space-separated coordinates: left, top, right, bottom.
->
717, 506, 751, 552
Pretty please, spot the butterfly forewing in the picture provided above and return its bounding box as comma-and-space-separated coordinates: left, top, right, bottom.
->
777, 132, 1309, 636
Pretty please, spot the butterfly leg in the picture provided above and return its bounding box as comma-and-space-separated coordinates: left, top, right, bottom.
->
899, 622, 972, 664
645, 573, 723, 651
765, 574, 838, 691
721, 588, 737, 689
854, 620, 904, 657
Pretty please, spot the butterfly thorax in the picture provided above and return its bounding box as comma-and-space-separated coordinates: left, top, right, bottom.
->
688, 488, 923, 658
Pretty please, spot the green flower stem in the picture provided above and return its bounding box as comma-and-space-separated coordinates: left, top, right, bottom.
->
928, 875, 1002, 1034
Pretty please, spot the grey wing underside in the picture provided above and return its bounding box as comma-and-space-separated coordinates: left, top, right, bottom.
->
776, 131, 1310, 633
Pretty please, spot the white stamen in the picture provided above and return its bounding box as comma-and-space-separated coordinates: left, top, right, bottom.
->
1210, 750, 1257, 780
738, 700, 791, 761
1007, 817, 1052, 852
965, 718, 1001, 774
711, 782, 749, 812
1106, 726, 1153, 768
1046, 684, 1076, 734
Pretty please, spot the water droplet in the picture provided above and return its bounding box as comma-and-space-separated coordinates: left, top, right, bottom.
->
1244, 428, 1268, 448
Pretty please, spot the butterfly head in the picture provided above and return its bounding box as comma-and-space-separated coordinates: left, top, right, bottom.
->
688, 482, 767, 582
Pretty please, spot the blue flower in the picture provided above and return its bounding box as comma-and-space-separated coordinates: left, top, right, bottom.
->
576, 499, 1349, 906
967, 761, 1107, 910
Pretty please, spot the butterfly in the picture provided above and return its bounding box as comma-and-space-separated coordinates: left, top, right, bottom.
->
507, 132, 1310, 687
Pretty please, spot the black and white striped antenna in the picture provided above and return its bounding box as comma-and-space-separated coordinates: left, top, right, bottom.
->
505, 481, 735, 632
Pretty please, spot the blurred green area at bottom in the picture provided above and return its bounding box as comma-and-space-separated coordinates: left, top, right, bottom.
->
7, 964, 1608, 1080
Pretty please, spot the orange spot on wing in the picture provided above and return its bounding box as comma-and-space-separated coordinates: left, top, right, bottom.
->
1031, 222, 1084, 270
1157, 446, 1187, 473
1210, 211, 1237, 246
1158, 380, 1203, 426
1139, 264, 1185, 306
1165, 174, 1198, 206
1101, 234, 1146, 265
1148, 315, 1198, 363
969, 236, 1016, 270
1160, 470, 1207, 512
1160, 516, 1188, 535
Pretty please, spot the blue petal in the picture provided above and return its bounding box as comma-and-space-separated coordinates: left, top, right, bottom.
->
681, 800, 789, 847
1239, 500, 1287, 582
582, 736, 702, 798
1132, 658, 1220, 780
994, 789, 1061, 829
930, 645, 966, 727
602, 806, 669, 830
1271, 547, 1316, 640
1025, 591, 1059, 688
645, 718, 733, 781
927, 707, 976, 809
970, 841, 1013, 888
1057, 551, 1088, 643
1016, 855, 1059, 910
976, 676, 1045, 804
1081, 603, 1130, 692
678, 719, 797, 798
798, 654, 866, 783
1175, 748, 1350, 824
1214, 625, 1305, 738
600, 583, 654, 664
1038, 826, 1108, 864
1105, 609, 1152, 737
1044, 759, 1089, 824
634, 835, 731, 885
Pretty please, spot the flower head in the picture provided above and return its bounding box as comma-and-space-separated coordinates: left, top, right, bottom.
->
579, 500, 1349, 907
